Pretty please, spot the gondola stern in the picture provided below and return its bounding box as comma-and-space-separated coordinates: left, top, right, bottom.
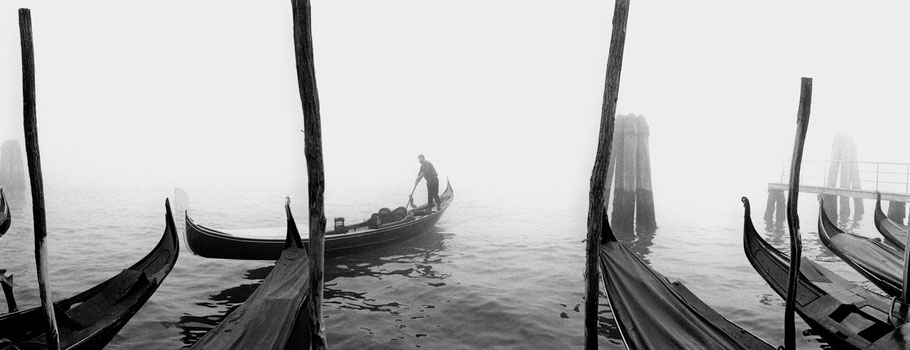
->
285, 197, 304, 249
164, 198, 180, 256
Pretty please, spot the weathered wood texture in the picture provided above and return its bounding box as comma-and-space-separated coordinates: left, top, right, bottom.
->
606, 114, 655, 235
763, 190, 785, 226
613, 116, 638, 234
889, 201, 907, 225
903, 218, 910, 303
826, 135, 863, 221
584, 0, 630, 348
609, 116, 627, 228
19, 8, 60, 350
633, 115, 655, 232
290, 0, 327, 348
784, 77, 812, 350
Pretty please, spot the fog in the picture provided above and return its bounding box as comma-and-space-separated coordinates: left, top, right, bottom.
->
1, 1, 908, 219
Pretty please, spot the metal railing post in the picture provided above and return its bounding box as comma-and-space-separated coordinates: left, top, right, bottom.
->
876, 163, 880, 192
904, 164, 910, 193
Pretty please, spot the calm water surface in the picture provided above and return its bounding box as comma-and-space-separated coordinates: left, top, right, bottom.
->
0, 181, 887, 349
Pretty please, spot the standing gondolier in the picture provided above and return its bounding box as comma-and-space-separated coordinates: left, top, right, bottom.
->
414, 154, 441, 211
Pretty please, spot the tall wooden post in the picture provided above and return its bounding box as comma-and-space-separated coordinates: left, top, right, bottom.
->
584, 0, 630, 348
888, 201, 906, 225
838, 155, 852, 219
634, 115, 655, 232
846, 141, 864, 219
609, 116, 627, 229
823, 141, 840, 222
602, 118, 621, 209
902, 214, 910, 304
613, 117, 638, 234
784, 77, 812, 350
290, 0, 327, 348
19, 8, 60, 349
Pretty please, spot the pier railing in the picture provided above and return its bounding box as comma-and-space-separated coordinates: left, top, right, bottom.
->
770, 160, 910, 202
778, 160, 910, 194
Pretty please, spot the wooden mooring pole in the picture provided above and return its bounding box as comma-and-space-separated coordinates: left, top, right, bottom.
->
633, 115, 655, 232
606, 114, 656, 235
784, 77, 813, 350
290, 0, 327, 348
584, 0, 630, 348
826, 135, 864, 221
19, 8, 60, 349
613, 116, 638, 234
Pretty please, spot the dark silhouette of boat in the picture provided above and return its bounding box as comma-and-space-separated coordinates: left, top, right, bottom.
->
0, 188, 9, 238
189, 198, 312, 349
599, 219, 774, 349
873, 192, 908, 249
185, 181, 453, 260
743, 197, 909, 349
818, 196, 902, 297
0, 200, 179, 349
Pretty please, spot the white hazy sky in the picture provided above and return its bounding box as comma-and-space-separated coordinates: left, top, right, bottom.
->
0, 1, 908, 212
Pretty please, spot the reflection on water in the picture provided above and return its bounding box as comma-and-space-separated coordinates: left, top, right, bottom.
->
177, 266, 272, 346
176, 229, 450, 347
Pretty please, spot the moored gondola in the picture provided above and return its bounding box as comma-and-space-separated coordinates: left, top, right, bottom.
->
0, 187, 9, 238
874, 192, 907, 249
743, 197, 909, 349
189, 198, 312, 349
817, 196, 903, 297
599, 221, 774, 349
185, 181, 454, 260
0, 199, 179, 349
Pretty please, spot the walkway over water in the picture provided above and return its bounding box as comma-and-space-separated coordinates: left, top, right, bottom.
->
768, 160, 910, 202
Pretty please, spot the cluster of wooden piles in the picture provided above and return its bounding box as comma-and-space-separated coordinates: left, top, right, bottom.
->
582, 1, 910, 349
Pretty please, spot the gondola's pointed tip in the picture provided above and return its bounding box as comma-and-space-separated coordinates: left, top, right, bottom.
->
741, 197, 751, 214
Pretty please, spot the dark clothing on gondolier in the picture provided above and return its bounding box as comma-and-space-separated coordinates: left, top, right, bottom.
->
418, 161, 441, 210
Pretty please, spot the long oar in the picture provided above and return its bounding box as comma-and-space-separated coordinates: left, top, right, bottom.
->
406, 182, 418, 209
783, 77, 812, 350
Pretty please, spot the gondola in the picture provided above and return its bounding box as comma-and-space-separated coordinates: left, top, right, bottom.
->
0, 199, 179, 349
186, 181, 454, 260
599, 221, 774, 349
817, 196, 903, 297
0, 187, 9, 238
190, 198, 312, 349
874, 192, 907, 249
743, 197, 909, 349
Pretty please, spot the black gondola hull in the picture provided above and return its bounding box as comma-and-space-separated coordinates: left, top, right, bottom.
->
817, 197, 902, 297
0, 187, 10, 238
874, 193, 907, 249
743, 197, 905, 349
186, 182, 453, 261
0, 200, 179, 350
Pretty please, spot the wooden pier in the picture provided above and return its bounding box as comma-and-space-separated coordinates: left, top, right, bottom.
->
766, 158, 910, 223
767, 183, 910, 202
